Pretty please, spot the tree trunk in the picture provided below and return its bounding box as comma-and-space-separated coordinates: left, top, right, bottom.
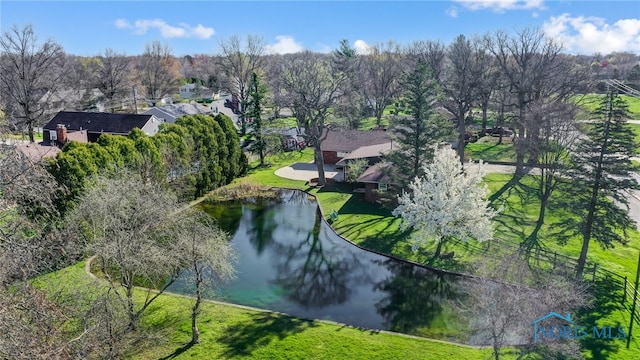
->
481, 100, 488, 134
434, 240, 444, 258
125, 281, 138, 331
457, 109, 466, 165
314, 144, 326, 186
28, 122, 35, 143
191, 296, 201, 344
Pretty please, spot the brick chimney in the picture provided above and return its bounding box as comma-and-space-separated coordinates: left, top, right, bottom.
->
56, 124, 68, 145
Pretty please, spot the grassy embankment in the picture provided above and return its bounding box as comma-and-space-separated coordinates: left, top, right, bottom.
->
34, 261, 506, 360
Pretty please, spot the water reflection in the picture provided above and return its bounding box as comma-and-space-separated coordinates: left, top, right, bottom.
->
179, 190, 466, 341
374, 259, 462, 337
270, 210, 372, 308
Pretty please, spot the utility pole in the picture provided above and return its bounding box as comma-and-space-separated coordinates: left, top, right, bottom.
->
133, 86, 138, 114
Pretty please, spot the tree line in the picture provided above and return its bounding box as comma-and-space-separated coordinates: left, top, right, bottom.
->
46, 113, 246, 213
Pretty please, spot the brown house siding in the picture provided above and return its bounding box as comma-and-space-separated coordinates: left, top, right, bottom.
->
364, 183, 380, 202
322, 151, 340, 164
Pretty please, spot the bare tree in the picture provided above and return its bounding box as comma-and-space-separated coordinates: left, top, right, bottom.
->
471, 37, 498, 134
282, 51, 346, 186
522, 100, 580, 250
68, 172, 183, 331
359, 41, 403, 128
441, 34, 478, 164
137, 41, 178, 106
263, 55, 289, 119
485, 29, 568, 174
93, 48, 132, 112
174, 210, 236, 345
404, 40, 446, 83
0, 24, 65, 142
217, 35, 265, 135
458, 253, 588, 360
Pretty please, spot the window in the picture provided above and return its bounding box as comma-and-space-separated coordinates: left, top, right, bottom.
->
378, 183, 388, 191
337, 151, 350, 158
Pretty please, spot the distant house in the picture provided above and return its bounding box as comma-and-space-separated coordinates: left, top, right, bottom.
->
40, 88, 106, 114
335, 142, 393, 167
179, 83, 213, 99
143, 103, 211, 124
42, 111, 163, 146
321, 129, 390, 164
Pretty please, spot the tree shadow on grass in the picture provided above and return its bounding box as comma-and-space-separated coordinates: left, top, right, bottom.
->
488, 174, 521, 204
217, 312, 316, 357
158, 343, 193, 360
576, 278, 625, 359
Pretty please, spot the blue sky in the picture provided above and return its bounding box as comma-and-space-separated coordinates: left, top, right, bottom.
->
1, 1, 639, 56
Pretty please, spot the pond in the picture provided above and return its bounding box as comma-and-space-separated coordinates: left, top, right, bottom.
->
168, 189, 470, 342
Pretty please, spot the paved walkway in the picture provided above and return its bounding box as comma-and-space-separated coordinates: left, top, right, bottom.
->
274, 161, 536, 181
274, 161, 344, 181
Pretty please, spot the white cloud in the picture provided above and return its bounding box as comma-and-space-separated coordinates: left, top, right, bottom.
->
354, 40, 372, 55
542, 13, 640, 54
265, 35, 304, 54
114, 19, 131, 29
114, 18, 215, 39
454, 0, 544, 13
446, 6, 459, 18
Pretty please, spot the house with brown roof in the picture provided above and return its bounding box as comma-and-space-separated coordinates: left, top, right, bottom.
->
321, 128, 390, 164
42, 111, 163, 147
356, 162, 399, 202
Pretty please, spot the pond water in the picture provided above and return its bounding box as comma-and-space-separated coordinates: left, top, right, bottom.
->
169, 190, 469, 342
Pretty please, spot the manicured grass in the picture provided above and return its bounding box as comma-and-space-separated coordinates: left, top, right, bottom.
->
465, 136, 517, 163
576, 94, 640, 120
35, 261, 505, 360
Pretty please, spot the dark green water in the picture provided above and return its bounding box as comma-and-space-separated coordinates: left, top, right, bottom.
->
169, 190, 468, 341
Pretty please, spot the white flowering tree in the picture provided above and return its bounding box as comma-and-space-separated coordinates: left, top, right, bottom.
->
393, 146, 497, 258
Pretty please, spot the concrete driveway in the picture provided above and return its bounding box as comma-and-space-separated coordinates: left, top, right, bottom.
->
275, 161, 344, 182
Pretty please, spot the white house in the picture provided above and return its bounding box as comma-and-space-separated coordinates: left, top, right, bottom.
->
179, 83, 213, 99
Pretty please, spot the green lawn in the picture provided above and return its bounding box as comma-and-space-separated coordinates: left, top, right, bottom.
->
466, 136, 517, 163
34, 261, 506, 360
576, 94, 640, 120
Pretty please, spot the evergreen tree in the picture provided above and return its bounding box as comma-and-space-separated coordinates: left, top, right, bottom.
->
565, 92, 639, 278
213, 113, 245, 178
246, 72, 268, 166
385, 62, 453, 185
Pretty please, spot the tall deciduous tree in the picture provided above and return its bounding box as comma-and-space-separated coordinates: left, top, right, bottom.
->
522, 100, 579, 250
0, 24, 65, 142
283, 51, 346, 186
441, 34, 477, 164
217, 35, 265, 135
93, 48, 131, 112
137, 41, 178, 106
393, 146, 497, 258
485, 29, 571, 174
565, 92, 639, 278
360, 41, 402, 128
385, 62, 452, 183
